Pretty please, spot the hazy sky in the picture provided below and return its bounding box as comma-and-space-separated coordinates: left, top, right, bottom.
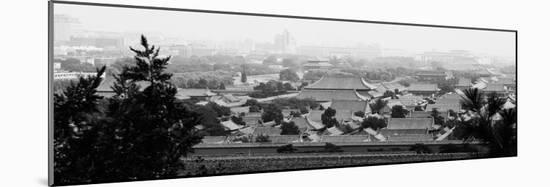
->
54, 3, 515, 58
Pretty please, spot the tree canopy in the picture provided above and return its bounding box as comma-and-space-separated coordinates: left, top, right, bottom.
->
369, 99, 388, 114
321, 107, 339, 128
361, 116, 387, 130
261, 104, 284, 125
280, 121, 300, 135
251, 80, 293, 98
390, 105, 409, 118
279, 69, 300, 82
456, 88, 517, 156
54, 35, 204, 184
430, 108, 445, 125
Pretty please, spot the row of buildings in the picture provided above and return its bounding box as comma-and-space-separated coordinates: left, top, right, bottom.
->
194, 66, 515, 146
85, 62, 514, 149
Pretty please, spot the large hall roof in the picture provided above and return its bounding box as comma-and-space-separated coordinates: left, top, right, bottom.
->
305, 75, 376, 90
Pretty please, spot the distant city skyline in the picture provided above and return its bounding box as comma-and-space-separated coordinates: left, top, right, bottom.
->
54, 3, 515, 61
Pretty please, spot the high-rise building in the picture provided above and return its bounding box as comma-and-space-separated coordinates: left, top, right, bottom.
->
54, 14, 82, 42
274, 30, 296, 54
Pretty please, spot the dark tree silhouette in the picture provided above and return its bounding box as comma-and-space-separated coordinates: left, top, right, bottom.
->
486, 93, 506, 117
361, 116, 387, 131
321, 107, 338, 127
255, 134, 271, 142
457, 88, 517, 156
281, 121, 300, 135
383, 90, 396, 99
430, 108, 445, 125
369, 99, 388, 114
249, 105, 261, 113
261, 104, 283, 125
495, 108, 517, 155
54, 35, 204, 184
193, 105, 228, 136
54, 66, 106, 184
460, 88, 484, 112
354, 111, 365, 117
204, 102, 231, 117
390, 105, 409, 118
231, 115, 246, 126
103, 35, 203, 182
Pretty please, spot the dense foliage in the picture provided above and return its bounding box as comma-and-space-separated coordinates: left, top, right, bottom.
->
261, 104, 284, 125
54, 36, 203, 185
302, 70, 326, 81
361, 116, 387, 130
279, 69, 300, 82
390, 105, 409, 118
430, 108, 445, 125
354, 111, 365, 117
166, 55, 277, 75
171, 70, 233, 89
454, 88, 517, 156
255, 134, 271, 143
321, 107, 338, 128
280, 121, 300, 135
250, 80, 294, 98
369, 99, 388, 114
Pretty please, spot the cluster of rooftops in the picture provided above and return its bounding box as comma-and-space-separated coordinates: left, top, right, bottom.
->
198, 73, 515, 145
94, 71, 515, 145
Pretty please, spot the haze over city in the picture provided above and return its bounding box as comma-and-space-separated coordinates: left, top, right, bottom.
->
54, 4, 515, 61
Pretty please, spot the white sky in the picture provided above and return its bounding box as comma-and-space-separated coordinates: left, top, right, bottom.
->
54, 3, 515, 58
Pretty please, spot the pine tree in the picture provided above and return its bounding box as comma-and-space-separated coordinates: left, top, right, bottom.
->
54, 66, 106, 184
54, 35, 204, 184
104, 35, 203, 181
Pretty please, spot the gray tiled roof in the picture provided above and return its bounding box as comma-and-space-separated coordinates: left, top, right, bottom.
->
305, 75, 375, 90
407, 83, 439, 92
291, 117, 309, 131
387, 118, 433, 130
297, 89, 366, 101
330, 100, 368, 113
426, 103, 461, 112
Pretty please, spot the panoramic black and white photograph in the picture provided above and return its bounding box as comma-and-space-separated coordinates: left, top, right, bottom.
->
50, 1, 517, 186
